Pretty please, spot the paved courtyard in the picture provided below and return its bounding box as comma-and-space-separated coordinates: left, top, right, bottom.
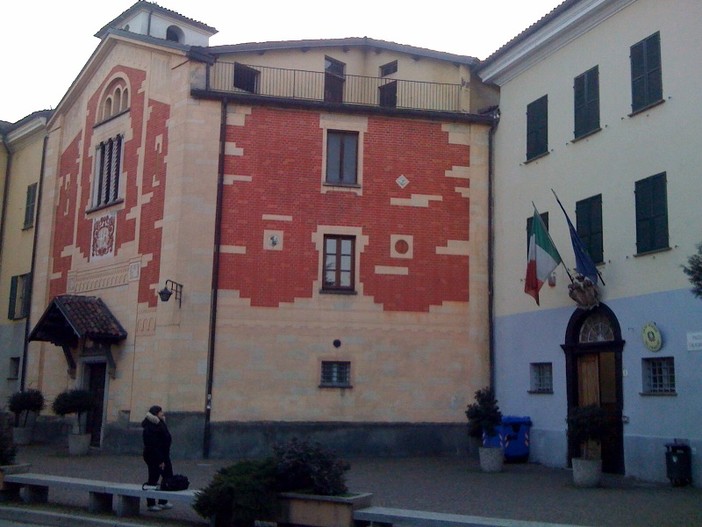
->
2, 445, 701, 526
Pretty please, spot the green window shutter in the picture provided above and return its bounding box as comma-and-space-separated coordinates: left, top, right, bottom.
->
635, 173, 668, 253
23, 183, 38, 229
8, 276, 17, 320
526, 96, 548, 160
574, 67, 600, 138
576, 195, 603, 264
631, 32, 662, 112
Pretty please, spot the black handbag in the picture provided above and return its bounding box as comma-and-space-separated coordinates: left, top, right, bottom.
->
160, 474, 190, 491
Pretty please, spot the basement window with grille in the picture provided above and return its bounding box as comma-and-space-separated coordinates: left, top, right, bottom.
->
642, 357, 676, 395
320, 361, 351, 388
529, 362, 553, 394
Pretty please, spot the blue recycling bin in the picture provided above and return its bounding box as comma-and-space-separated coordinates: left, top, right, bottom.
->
501, 416, 532, 462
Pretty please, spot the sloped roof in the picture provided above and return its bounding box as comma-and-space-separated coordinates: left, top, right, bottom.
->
29, 295, 127, 346
0, 110, 53, 137
477, 0, 575, 70
95, 0, 217, 39
203, 37, 479, 66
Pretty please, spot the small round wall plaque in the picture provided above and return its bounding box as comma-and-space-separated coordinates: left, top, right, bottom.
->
642, 322, 662, 352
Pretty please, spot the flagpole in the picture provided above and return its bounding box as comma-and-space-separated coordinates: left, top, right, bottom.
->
550, 189, 605, 286
532, 202, 573, 282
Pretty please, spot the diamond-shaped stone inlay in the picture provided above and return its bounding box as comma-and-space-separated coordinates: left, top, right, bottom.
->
396, 175, 409, 189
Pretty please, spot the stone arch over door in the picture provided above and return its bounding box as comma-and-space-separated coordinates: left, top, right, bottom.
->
562, 303, 625, 474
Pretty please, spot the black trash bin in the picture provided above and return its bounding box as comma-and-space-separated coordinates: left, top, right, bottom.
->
665, 443, 692, 486
501, 416, 532, 462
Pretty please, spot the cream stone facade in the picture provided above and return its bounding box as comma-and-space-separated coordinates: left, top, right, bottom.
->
0, 112, 51, 406
480, 0, 702, 484
19, 1, 496, 457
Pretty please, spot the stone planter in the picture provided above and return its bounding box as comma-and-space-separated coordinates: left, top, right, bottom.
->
479, 446, 504, 473
572, 457, 602, 487
11, 427, 33, 446
68, 433, 91, 456
276, 491, 373, 527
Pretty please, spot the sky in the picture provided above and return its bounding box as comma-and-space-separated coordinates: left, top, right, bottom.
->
0, 0, 563, 124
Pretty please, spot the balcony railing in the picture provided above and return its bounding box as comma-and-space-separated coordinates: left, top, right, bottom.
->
201, 61, 465, 113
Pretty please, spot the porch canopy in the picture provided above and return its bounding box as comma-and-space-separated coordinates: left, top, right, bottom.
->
29, 295, 127, 377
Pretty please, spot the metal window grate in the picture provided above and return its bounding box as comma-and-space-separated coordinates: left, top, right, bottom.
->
530, 362, 553, 393
321, 361, 351, 387
643, 357, 675, 394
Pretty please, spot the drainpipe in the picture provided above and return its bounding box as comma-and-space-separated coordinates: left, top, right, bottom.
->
203, 99, 227, 458
487, 108, 500, 390
0, 134, 12, 293
20, 134, 48, 390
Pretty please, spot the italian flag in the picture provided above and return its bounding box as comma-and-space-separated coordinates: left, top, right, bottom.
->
525, 208, 562, 305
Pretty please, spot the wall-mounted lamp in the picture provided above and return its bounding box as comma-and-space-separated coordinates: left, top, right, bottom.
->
158, 279, 183, 307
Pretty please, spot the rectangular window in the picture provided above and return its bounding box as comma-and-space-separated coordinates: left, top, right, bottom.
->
630, 32, 663, 113
233, 63, 260, 93
320, 361, 351, 387
92, 135, 123, 208
574, 66, 600, 138
576, 194, 603, 264
526, 95, 548, 161
379, 60, 398, 77
326, 131, 358, 185
635, 172, 668, 254
324, 57, 345, 103
642, 357, 675, 394
8, 357, 20, 380
323, 235, 355, 292
8, 273, 31, 320
529, 363, 553, 393
23, 183, 38, 230
526, 212, 549, 255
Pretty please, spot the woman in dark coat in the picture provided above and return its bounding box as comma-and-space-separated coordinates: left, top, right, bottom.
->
142, 405, 173, 511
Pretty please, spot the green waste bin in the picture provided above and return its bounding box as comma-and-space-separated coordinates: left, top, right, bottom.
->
665, 443, 691, 486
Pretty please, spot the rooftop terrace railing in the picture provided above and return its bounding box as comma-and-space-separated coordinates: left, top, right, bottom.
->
201, 61, 464, 113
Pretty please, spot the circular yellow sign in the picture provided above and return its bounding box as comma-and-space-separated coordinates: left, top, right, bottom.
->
642, 322, 662, 352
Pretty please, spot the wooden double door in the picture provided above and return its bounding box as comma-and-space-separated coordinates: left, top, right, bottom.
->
563, 305, 625, 474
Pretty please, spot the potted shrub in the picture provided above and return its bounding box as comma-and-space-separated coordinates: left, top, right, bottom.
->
193, 438, 372, 527
466, 387, 504, 472
8, 389, 45, 445
51, 389, 95, 456
567, 404, 607, 487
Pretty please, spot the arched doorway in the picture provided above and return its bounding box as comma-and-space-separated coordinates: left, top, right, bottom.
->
562, 304, 625, 474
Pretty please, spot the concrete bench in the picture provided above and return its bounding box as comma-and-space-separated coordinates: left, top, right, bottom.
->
353, 506, 586, 527
3, 472, 198, 517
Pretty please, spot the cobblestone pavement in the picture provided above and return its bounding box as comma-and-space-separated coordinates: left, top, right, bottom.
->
4, 445, 702, 527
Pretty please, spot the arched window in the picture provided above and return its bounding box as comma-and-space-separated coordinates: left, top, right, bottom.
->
166, 25, 184, 43
578, 312, 615, 343
98, 78, 130, 123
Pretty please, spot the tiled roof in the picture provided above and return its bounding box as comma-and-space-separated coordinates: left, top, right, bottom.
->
477, 0, 576, 70
204, 37, 479, 66
95, 0, 217, 39
29, 295, 127, 345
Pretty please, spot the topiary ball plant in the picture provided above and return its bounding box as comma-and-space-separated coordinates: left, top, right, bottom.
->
51, 389, 95, 434
8, 389, 45, 427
